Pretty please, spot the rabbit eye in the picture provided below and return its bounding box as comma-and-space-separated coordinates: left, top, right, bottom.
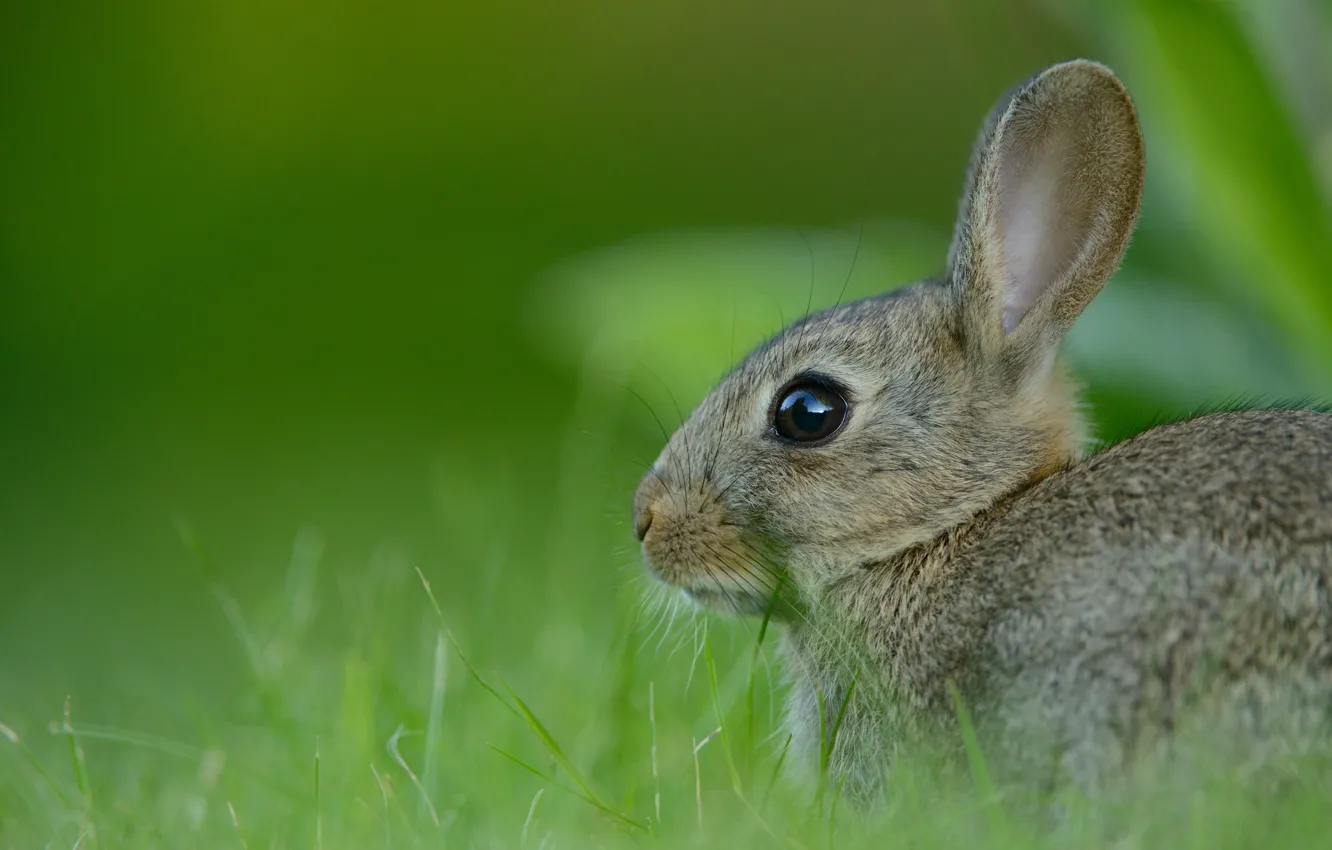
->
772, 380, 849, 443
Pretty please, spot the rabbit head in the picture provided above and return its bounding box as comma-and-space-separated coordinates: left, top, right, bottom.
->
632, 60, 1145, 617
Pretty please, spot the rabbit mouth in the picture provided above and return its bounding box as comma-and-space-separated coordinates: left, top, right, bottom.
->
641, 524, 791, 618
634, 511, 778, 608
644, 543, 783, 616
634, 464, 791, 617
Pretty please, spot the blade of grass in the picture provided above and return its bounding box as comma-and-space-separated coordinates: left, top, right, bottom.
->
372, 762, 425, 848
340, 650, 377, 790
385, 725, 440, 827
824, 678, 856, 771
692, 729, 721, 832
761, 733, 793, 811
423, 630, 448, 801
489, 742, 648, 835
0, 719, 73, 809
522, 788, 545, 850
176, 519, 264, 675
227, 801, 249, 850
369, 764, 392, 850
589, 599, 642, 816
53, 724, 299, 799
418, 564, 647, 831
416, 567, 518, 716
699, 631, 805, 850
62, 698, 95, 846
314, 737, 323, 850
66, 725, 198, 760
112, 801, 167, 846
828, 773, 849, 850
486, 745, 583, 805
62, 699, 90, 805
496, 675, 647, 832
746, 574, 785, 779
176, 518, 304, 759
703, 629, 743, 795
649, 681, 661, 830
418, 566, 646, 832
815, 676, 857, 826
280, 527, 322, 649
947, 680, 1009, 842
734, 780, 811, 850
815, 682, 827, 813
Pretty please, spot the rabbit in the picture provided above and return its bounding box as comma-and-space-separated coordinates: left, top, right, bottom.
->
630, 58, 1332, 805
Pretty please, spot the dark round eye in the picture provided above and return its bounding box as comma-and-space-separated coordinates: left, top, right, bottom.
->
772, 380, 849, 443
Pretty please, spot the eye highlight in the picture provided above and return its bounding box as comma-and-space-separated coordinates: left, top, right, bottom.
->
771, 378, 849, 443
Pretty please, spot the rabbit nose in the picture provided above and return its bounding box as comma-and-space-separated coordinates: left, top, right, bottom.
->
633, 472, 666, 541
634, 506, 655, 541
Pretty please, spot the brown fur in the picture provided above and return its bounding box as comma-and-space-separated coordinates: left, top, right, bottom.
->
631, 60, 1332, 803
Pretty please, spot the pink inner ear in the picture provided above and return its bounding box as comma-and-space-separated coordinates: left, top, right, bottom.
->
998, 128, 1082, 334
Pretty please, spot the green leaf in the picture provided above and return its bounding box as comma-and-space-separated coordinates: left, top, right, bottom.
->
526, 221, 948, 405
1068, 272, 1322, 406
1121, 0, 1332, 375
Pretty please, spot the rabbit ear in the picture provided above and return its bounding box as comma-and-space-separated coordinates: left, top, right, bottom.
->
946, 60, 1145, 360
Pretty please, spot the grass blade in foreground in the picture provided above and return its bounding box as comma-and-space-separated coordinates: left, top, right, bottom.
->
948, 681, 1010, 844
416, 566, 647, 832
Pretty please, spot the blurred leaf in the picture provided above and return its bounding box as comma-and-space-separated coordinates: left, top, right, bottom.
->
1117, 0, 1332, 374
1068, 274, 1319, 406
1228, 0, 1332, 150
530, 217, 1327, 424
526, 222, 948, 404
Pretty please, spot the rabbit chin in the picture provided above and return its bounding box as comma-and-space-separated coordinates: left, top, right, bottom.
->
680, 581, 774, 617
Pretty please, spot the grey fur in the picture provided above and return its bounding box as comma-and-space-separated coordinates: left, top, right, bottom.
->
631, 60, 1332, 803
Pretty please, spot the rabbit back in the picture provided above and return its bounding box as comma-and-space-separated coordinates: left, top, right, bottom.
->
820, 408, 1332, 795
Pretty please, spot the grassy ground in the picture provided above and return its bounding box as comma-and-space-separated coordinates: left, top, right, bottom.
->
5, 497, 1332, 849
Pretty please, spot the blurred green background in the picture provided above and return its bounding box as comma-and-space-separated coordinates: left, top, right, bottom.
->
2, 0, 1331, 843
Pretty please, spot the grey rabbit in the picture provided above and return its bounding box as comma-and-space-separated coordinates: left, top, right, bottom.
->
631, 59, 1332, 804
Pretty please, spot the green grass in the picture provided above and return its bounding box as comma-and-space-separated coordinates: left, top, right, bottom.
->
5, 516, 1332, 849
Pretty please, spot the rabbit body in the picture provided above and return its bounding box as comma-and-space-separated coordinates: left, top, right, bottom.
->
784, 407, 1332, 800
631, 59, 1332, 802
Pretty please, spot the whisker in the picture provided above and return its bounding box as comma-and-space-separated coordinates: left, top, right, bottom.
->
699, 300, 742, 488
812, 220, 866, 356
835, 220, 865, 312
618, 383, 683, 493
637, 591, 674, 655
619, 383, 671, 445
642, 366, 693, 514
699, 547, 761, 638
708, 472, 746, 508
712, 560, 777, 623
665, 601, 699, 662
791, 227, 819, 366
701, 388, 731, 493
718, 520, 802, 548
715, 543, 789, 608
655, 596, 683, 655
